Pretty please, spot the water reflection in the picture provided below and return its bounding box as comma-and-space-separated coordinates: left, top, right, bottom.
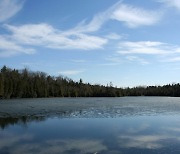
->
118, 135, 166, 149
1, 116, 180, 153
0, 137, 106, 154
1, 97, 180, 118
1, 97, 180, 153
0, 116, 45, 129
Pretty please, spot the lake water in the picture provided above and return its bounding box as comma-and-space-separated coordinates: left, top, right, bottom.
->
1, 97, 180, 154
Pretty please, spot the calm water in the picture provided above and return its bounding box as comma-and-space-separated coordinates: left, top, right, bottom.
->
1, 97, 180, 154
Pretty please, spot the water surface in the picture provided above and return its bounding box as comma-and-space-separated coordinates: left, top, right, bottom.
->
1, 97, 180, 154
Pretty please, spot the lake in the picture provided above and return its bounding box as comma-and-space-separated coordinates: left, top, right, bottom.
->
1, 97, 180, 154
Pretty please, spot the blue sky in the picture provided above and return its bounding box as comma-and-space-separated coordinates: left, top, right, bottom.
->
1, 0, 180, 87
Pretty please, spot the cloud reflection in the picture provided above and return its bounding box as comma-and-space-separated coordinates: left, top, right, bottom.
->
0, 133, 33, 149
118, 135, 168, 149
0, 132, 107, 154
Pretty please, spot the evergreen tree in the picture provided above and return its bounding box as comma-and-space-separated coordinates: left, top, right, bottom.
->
0, 66, 180, 99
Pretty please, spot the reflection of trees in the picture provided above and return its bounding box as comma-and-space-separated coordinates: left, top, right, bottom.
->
0, 110, 86, 129
0, 110, 84, 129
0, 116, 45, 129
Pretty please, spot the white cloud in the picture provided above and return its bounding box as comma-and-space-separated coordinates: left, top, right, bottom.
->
111, 4, 162, 28
71, 1, 122, 33
58, 70, 85, 75
71, 1, 162, 33
0, 36, 35, 57
5, 23, 107, 50
158, 0, 180, 10
117, 41, 180, 55
105, 33, 122, 40
71, 59, 86, 63
99, 40, 180, 65
100, 63, 120, 66
126, 56, 149, 65
0, 22, 108, 57
163, 56, 180, 62
0, 0, 24, 22
104, 54, 149, 65
72, 13, 108, 33
0, 1, 165, 57
105, 56, 122, 63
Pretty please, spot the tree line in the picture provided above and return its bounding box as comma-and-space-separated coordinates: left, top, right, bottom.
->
0, 66, 180, 99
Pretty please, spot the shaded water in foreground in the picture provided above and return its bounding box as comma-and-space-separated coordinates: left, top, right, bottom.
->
1, 97, 180, 154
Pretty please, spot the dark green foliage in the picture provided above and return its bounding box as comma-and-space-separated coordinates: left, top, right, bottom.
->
1, 66, 180, 99
0, 66, 122, 98
0, 73, 4, 97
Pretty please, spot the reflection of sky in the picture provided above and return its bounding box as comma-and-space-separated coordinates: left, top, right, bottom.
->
0, 137, 107, 154
1, 116, 180, 153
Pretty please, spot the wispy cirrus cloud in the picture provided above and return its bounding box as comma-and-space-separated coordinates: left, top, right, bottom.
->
0, 36, 35, 57
126, 56, 149, 65
105, 33, 122, 40
71, 59, 87, 63
0, 1, 165, 57
58, 70, 85, 76
104, 55, 149, 66
102, 41, 180, 66
0, 22, 107, 57
0, 0, 24, 22
74, 1, 163, 31
70, 1, 122, 33
117, 41, 180, 55
162, 56, 180, 62
158, 0, 180, 10
111, 4, 163, 28
5, 23, 107, 50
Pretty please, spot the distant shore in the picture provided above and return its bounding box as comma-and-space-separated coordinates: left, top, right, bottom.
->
0, 66, 180, 99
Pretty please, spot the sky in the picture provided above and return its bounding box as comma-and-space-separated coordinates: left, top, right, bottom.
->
1, 0, 180, 87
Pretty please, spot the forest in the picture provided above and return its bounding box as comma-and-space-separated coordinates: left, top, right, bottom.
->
0, 66, 180, 99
